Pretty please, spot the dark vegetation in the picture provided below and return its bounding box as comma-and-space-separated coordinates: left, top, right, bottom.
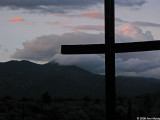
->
116, 92, 160, 120
0, 61, 160, 119
116, 76, 160, 119
0, 93, 105, 120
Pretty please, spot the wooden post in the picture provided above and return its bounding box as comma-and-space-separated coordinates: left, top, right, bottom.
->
105, 0, 115, 120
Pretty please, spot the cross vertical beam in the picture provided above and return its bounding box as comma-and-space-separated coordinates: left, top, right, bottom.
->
105, 0, 115, 119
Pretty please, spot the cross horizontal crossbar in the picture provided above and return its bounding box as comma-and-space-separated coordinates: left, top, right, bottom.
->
115, 40, 160, 53
61, 44, 106, 54
61, 40, 160, 54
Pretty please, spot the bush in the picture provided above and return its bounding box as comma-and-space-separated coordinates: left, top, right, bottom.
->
41, 92, 52, 105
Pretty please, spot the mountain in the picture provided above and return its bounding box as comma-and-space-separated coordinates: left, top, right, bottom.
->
116, 76, 160, 97
0, 60, 105, 98
0, 60, 160, 98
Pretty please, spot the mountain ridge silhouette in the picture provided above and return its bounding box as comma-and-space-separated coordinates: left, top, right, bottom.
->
0, 60, 160, 98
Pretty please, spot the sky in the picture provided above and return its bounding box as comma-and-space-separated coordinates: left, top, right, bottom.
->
0, 0, 160, 78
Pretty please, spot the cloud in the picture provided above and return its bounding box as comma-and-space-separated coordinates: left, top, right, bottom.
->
54, 14, 64, 17
115, 25, 160, 77
52, 54, 105, 74
115, 25, 158, 77
81, 11, 104, 19
0, 0, 148, 12
12, 24, 157, 75
0, 0, 103, 7
8, 18, 24, 22
115, 25, 156, 77
66, 25, 104, 31
24, 21, 36, 25
12, 32, 104, 61
115, 0, 147, 7
115, 25, 154, 43
136, 68, 160, 79
11, 20, 160, 77
115, 25, 160, 78
52, 21, 61, 24
54, 11, 104, 20
12, 32, 104, 73
49, 20, 72, 25
0, 0, 103, 13
0, 0, 150, 14
131, 21, 160, 28
63, 21, 72, 24
116, 58, 160, 73
12, 34, 61, 61
116, 54, 160, 78
115, 18, 129, 26
115, 18, 128, 23
115, 18, 160, 28
8, 18, 36, 26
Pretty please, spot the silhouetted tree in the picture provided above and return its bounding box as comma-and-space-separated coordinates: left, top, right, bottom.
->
127, 99, 132, 120
2, 95, 13, 102
94, 98, 100, 104
54, 97, 63, 102
41, 91, 52, 105
21, 97, 29, 102
83, 96, 90, 102
144, 95, 152, 117
138, 98, 144, 117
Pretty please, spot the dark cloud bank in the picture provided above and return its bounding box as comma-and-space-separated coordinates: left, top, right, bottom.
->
0, 0, 148, 13
115, 0, 147, 7
0, 0, 103, 13
0, 0, 103, 7
115, 18, 160, 28
0, 0, 147, 7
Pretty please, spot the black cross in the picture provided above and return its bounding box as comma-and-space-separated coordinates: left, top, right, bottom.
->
61, 0, 160, 120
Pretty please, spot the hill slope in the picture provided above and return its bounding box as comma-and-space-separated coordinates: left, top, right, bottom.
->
0, 60, 105, 98
116, 76, 160, 97
1, 60, 160, 98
